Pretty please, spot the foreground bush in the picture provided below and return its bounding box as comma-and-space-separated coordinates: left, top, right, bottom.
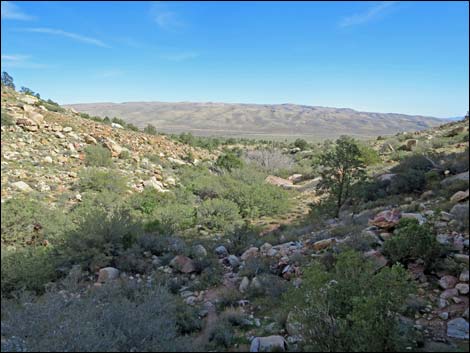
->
1, 246, 57, 294
283, 251, 415, 352
1, 281, 195, 352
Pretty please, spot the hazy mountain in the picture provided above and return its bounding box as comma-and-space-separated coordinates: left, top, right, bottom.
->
65, 101, 444, 140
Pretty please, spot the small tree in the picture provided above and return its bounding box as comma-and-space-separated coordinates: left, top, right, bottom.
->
294, 138, 308, 151
20, 86, 37, 97
1, 71, 15, 89
144, 124, 158, 135
318, 136, 366, 217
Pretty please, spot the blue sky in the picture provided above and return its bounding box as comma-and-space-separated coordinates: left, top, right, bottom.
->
1, 1, 468, 118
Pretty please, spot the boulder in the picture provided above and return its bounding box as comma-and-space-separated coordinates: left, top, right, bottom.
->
447, 318, 469, 340
454, 254, 469, 265
460, 270, 469, 283
250, 335, 287, 352
369, 209, 401, 230
287, 174, 303, 183
143, 176, 166, 192
191, 244, 207, 258
311, 238, 336, 251
439, 275, 458, 289
364, 250, 388, 271
103, 137, 123, 157
169, 255, 196, 273
265, 175, 293, 189
111, 122, 124, 129
11, 181, 33, 192
441, 171, 469, 187
286, 311, 302, 336
456, 283, 469, 295
377, 173, 396, 182
239, 276, 250, 293
227, 255, 240, 268
97, 267, 119, 283
450, 190, 469, 203
241, 247, 259, 261
215, 245, 228, 257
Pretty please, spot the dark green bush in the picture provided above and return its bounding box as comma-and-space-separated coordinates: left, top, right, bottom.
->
283, 250, 416, 352
382, 218, 442, 268
84, 144, 112, 167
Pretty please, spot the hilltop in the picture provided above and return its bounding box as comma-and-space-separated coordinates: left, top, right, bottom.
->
65, 101, 443, 140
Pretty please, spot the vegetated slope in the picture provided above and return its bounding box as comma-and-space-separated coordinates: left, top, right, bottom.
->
65, 101, 443, 140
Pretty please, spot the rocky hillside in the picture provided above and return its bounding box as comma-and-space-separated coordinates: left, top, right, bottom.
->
1, 86, 469, 352
1, 87, 216, 203
65, 101, 443, 140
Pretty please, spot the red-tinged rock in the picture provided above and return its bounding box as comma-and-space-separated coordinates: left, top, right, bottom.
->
369, 209, 401, 230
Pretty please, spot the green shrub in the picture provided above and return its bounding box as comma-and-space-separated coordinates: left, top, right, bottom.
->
1, 282, 194, 352
147, 203, 195, 233
84, 145, 112, 167
1, 197, 72, 246
1, 109, 14, 126
59, 204, 142, 272
209, 318, 235, 348
283, 250, 416, 352
1, 246, 57, 295
144, 124, 158, 135
382, 218, 442, 268
197, 198, 243, 233
294, 138, 309, 151
215, 152, 244, 171
358, 143, 381, 165
79, 168, 128, 193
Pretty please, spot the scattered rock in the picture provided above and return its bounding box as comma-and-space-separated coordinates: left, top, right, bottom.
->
369, 209, 401, 229
439, 275, 458, 290
11, 181, 33, 192
265, 175, 294, 189
450, 189, 469, 203
169, 256, 196, 273
192, 244, 207, 258
215, 245, 228, 257
447, 318, 469, 340
250, 335, 287, 352
97, 267, 119, 283
239, 276, 250, 293
227, 255, 240, 268
456, 283, 469, 295
241, 247, 259, 261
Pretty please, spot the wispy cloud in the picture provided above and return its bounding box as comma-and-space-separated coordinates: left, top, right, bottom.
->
20, 27, 110, 48
1, 54, 48, 69
1, 1, 34, 21
339, 1, 398, 28
160, 51, 199, 62
150, 2, 185, 31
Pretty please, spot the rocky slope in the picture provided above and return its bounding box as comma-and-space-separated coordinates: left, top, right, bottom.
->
65, 101, 443, 140
1, 87, 216, 204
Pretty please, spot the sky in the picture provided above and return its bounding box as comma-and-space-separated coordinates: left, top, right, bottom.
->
1, 1, 469, 118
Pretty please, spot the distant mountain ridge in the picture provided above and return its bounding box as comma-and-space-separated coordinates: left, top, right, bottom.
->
65, 101, 444, 140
